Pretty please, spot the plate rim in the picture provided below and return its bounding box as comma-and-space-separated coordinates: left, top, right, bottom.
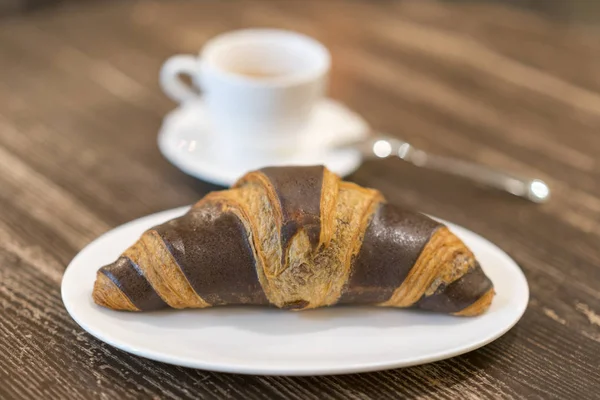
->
62, 206, 529, 376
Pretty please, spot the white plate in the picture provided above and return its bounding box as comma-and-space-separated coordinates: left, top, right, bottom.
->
62, 206, 528, 376
157, 98, 368, 186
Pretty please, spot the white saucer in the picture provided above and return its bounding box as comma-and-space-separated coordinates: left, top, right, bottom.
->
158, 98, 368, 186
62, 206, 529, 376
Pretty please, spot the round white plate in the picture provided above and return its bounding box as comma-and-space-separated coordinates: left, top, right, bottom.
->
157, 98, 368, 186
62, 207, 528, 376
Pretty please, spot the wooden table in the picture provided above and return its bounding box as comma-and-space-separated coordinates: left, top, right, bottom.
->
1, 1, 599, 398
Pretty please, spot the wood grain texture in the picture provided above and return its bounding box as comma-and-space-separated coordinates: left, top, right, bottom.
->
1, 0, 599, 398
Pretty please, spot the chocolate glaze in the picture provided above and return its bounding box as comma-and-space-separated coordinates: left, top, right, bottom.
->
338, 203, 441, 304
153, 203, 269, 306
260, 166, 324, 252
100, 256, 167, 311
413, 262, 493, 313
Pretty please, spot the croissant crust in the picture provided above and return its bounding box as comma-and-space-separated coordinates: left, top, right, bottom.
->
93, 166, 494, 315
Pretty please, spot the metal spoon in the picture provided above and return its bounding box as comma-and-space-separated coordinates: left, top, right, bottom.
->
335, 135, 550, 203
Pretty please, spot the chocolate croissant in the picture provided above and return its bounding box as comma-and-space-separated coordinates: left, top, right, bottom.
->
93, 166, 494, 316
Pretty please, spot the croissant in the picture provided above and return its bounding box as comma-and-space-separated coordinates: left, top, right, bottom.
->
93, 166, 494, 316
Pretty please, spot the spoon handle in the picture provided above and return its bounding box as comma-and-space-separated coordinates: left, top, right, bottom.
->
405, 150, 550, 203
338, 135, 551, 203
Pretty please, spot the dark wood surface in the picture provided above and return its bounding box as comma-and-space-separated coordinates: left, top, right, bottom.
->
1, 1, 600, 398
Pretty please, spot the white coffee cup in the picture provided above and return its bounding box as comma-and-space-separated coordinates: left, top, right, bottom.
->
160, 29, 331, 163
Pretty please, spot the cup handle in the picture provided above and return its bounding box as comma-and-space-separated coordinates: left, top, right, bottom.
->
160, 55, 201, 103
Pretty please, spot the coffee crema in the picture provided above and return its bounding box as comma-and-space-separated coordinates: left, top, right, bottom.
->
229, 69, 286, 78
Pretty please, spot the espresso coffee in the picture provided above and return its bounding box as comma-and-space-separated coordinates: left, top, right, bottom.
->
230, 69, 285, 78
